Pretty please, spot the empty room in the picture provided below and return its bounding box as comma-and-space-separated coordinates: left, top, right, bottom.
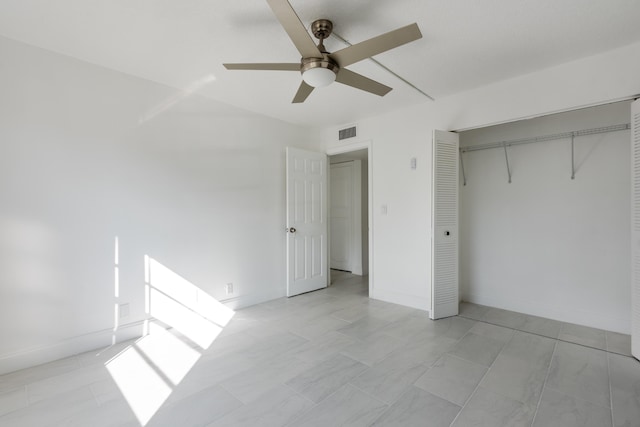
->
1, 1, 640, 426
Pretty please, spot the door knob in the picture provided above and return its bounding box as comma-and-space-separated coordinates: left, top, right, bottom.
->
286, 227, 297, 233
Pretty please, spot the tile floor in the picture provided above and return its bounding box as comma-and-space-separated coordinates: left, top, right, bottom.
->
1, 271, 639, 426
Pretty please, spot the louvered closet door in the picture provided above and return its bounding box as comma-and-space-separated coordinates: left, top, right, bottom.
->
431, 130, 459, 319
632, 99, 640, 360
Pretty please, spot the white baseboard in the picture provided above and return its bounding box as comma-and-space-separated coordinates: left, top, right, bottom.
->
0, 288, 287, 376
371, 288, 430, 313
0, 320, 145, 376
464, 292, 630, 335
220, 288, 285, 310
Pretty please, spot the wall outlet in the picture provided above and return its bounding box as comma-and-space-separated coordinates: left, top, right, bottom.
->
119, 303, 130, 318
225, 283, 234, 295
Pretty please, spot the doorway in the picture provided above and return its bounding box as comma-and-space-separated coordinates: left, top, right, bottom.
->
327, 145, 371, 294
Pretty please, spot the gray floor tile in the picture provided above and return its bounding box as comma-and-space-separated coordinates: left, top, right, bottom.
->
415, 354, 487, 406
241, 332, 309, 363
288, 384, 387, 427
148, 385, 243, 427
209, 384, 314, 427
379, 312, 434, 340
372, 386, 461, 427
330, 303, 373, 323
59, 399, 139, 427
448, 332, 506, 367
546, 341, 610, 408
498, 331, 557, 369
388, 333, 460, 369
479, 331, 555, 406
3, 273, 637, 427
75, 340, 135, 368
459, 302, 491, 320
558, 322, 607, 350
609, 353, 640, 427
340, 333, 407, 366
606, 331, 632, 356
0, 356, 81, 393
481, 307, 528, 330
336, 316, 391, 340
0, 386, 98, 427
468, 321, 514, 343
532, 387, 612, 427
365, 300, 419, 323
216, 316, 259, 338
451, 387, 536, 427
420, 316, 476, 340
350, 348, 430, 404
220, 356, 311, 404
167, 353, 255, 404
285, 354, 368, 403
89, 377, 125, 406
0, 387, 28, 417
286, 314, 350, 340
26, 364, 110, 404
520, 314, 563, 339
285, 330, 356, 363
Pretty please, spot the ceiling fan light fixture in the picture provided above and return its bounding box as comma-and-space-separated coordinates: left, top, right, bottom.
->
301, 57, 339, 87
302, 67, 336, 87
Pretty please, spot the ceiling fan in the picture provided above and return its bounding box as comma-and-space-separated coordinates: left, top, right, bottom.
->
223, 0, 423, 103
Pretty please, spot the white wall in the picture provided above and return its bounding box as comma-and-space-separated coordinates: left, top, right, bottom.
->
322, 40, 640, 320
0, 36, 318, 374
361, 158, 369, 276
3, 33, 640, 375
325, 116, 435, 310
459, 101, 631, 333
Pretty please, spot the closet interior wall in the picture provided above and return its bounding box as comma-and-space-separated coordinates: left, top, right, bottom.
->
459, 101, 632, 333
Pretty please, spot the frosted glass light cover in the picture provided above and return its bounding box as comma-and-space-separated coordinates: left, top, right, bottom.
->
302, 67, 336, 87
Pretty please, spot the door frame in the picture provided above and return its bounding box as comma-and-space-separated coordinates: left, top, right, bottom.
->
326, 140, 373, 296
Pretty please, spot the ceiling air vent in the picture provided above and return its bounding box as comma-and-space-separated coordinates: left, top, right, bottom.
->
338, 125, 357, 141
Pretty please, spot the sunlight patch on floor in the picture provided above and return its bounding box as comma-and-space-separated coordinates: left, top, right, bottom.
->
106, 255, 234, 425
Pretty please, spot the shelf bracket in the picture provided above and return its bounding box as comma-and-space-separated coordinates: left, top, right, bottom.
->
503, 143, 512, 184
570, 133, 576, 180
460, 149, 467, 186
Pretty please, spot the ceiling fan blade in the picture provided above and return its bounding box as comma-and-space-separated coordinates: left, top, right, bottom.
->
266, 0, 322, 59
330, 23, 422, 67
335, 68, 392, 97
292, 81, 314, 103
223, 63, 300, 71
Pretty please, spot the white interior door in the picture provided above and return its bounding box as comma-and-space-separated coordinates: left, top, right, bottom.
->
330, 162, 353, 272
431, 130, 460, 319
286, 147, 328, 297
632, 99, 640, 360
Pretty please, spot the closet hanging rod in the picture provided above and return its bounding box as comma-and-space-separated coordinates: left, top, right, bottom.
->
460, 123, 630, 153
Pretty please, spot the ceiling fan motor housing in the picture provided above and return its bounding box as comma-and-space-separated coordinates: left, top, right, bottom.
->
301, 55, 339, 87
311, 19, 333, 41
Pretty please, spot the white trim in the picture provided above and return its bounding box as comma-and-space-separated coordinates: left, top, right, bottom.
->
464, 292, 629, 335
327, 140, 373, 297
220, 288, 285, 310
0, 320, 145, 376
351, 160, 363, 275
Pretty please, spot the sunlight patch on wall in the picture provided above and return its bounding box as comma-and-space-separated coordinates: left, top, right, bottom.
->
106, 253, 234, 425
138, 74, 217, 124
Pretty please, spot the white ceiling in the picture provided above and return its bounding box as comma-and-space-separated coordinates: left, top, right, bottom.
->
2, 0, 640, 127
